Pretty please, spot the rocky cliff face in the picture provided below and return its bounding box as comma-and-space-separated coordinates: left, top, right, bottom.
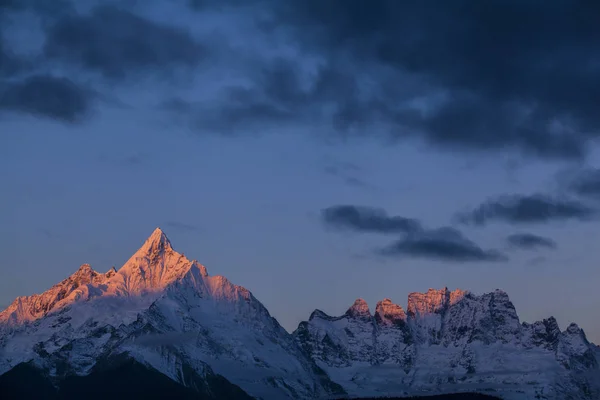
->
294, 288, 600, 400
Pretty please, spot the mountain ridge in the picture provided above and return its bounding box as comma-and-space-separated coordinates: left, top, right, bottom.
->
1, 229, 599, 399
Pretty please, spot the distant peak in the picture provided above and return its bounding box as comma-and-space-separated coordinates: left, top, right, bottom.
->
309, 309, 332, 321
78, 263, 93, 271
74, 264, 96, 276
150, 227, 168, 241
345, 298, 371, 319
407, 287, 467, 316
68, 264, 99, 285
139, 227, 173, 254
375, 298, 406, 326
352, 298, 368, 307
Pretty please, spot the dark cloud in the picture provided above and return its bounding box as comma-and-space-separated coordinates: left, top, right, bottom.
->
456, 194, 596, 226
180, 0, 599, 159
44, 5, 204, 80
321, 204, 505, 262
321, 205, 422, 234
323, 161, 372, 188
0, 0, 72, 13
0, 75, 90, 122
564, 169, 600, 199
193, 59, 391, 137
0, 32, 25, 78
2, 0, 598, 162
380, 227, 507, 262
0, 0, 18, 9
507, 233, 557, 250
280, 0, 600, 159
164, 221, 201, 232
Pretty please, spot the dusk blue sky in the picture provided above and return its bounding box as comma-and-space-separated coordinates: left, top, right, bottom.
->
2, 0, 600, 343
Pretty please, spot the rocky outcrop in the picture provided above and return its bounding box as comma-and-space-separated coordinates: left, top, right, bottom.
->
294, 289, 600, 399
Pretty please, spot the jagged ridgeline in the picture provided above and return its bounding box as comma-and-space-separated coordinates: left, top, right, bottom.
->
1, 228, 599, 399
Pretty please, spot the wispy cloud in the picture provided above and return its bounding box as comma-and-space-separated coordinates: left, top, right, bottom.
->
323, 161, 374, 189
164, 221, 201, 232
506, 233, 557, 250
456, 194, 596, 226
321, 205, 506, 263
379, 227, 508, 263
0, 75, 90, 122
322, 205, 421, 235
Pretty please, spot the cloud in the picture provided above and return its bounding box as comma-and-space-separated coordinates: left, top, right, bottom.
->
456, 194, 596, 225
563, 168, 600, 199
164, 221, 200, 232
0, 74, 90, 122
380, 227, 508, 262
323, 161, 373, 188
506, 233, 557, 250
258, 0, 600, 159
0, 34, 23, 77
1, 0, 598, 161
44, 5, 204, 80
321, 205, 421, 234
321, 205, 505, 262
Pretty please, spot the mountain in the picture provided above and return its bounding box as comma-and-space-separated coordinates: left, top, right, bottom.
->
294, 288, 600, 399
1, 229, 599, 400
0, 228, 343, 400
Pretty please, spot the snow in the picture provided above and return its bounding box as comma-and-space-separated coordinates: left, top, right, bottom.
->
0, 228, 336, 399
295, 288, 600, 399
1, 228, 599, 399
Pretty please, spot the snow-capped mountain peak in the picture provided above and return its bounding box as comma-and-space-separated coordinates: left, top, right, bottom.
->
407, 287, 467, 317
374, 298, 406, 326
345, 298, 371, 319
0, 229, 344, 400
2, 230, 600, 399
117, 228, 201, 294
294, 288, 600, 399
0, 229, 208, 325
138, 227, 173, 253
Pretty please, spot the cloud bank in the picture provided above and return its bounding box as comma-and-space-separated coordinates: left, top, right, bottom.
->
321, 205, 506, 263
1, 0, 599, 161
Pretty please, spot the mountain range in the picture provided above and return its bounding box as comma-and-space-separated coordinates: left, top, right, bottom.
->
0, 228, 598, 399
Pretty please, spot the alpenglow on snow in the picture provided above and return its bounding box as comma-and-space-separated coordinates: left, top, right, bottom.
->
1, 228, 599, 399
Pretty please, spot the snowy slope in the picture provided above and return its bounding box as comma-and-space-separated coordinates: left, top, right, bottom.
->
0, 228, 343, 400
294, 288, 600, 400
2, 228, 599, 399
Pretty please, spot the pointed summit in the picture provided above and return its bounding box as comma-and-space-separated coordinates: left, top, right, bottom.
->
375, 298, 406, 327
345, 298, 371, 319
139, 227, 173, 255
118, 228, 200, 294
71, 264, 99, 283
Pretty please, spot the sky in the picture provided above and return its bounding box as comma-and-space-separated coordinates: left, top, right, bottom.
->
2, 0, 600, 343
